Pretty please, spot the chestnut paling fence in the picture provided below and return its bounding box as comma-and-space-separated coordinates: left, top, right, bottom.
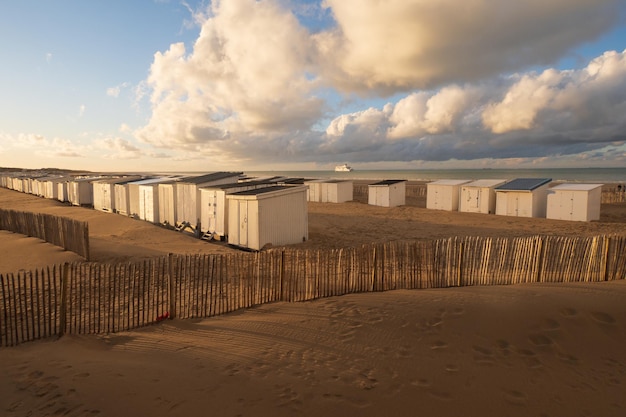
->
2, 234, 625, 347
0, 208, 89, 260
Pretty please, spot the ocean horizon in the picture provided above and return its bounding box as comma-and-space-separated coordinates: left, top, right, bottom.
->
240, 167, 626, 183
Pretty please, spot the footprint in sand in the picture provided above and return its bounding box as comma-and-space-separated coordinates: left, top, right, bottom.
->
590, 312, 616, 325
560, 307, 578, 317
430, 340, 448, 350
411, 378, 432, 388
541, 318, 561, 331
529, 333, 553, 347
503, 389, 527, 406
496, 339, 512, 356
472, 345, 495, 365
445, 364, 460, 373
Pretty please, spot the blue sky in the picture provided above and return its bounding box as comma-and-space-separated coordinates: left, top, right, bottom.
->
1, 0, 625, 172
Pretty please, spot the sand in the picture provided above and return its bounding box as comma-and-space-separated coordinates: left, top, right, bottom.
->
1, 186, 626, 416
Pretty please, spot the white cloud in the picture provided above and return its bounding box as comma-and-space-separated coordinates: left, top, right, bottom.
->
0, 133, 86, 159
317, 49, 626, 163
317, 0, 622, 93
133, 0, 626, 166
99, 137, 143, 160
79, 104, 86, 117
136, 0, 324, 149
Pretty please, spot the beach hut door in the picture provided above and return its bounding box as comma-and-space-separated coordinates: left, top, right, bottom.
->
239, 200, 249, 247
468, 188, 480, 210
102, 187, 109, 210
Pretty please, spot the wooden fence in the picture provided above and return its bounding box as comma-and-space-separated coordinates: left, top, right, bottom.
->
1, 235, 625, 346
0, 209, 89, 260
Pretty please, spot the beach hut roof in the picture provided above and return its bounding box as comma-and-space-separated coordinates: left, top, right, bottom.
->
464, 179, 507, 188
229, 185, 292, 196
428, 179, 471, 186
200, 178, 273, 190
128, 176, 179, 185
549, 183, 603, 191
495, 178, 552, 191
178, 172, 243, 184
370, 179, 406, 186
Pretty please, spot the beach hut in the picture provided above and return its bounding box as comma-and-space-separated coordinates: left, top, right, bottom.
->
458, 179, 507, 214
68, 177, 100, 206
157, 180, 180, 227
198, 179, 275, 240
41, 176, 70, 200
174, 172, 243, 231
427, 179, 472, 211
546, 183, 603, 222
305, 179, 353, 203
125, 177, 174, 219
227, 185, 308, 250
92, 176, 142, 213
494, 178, 552, 218
368, 180, 406, 207
57, 180, 70, 202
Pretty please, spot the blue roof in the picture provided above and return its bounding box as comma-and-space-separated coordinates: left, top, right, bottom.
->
495, 178, 552, 191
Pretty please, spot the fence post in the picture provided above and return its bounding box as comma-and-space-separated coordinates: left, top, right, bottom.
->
457, 241, 464, 287
535, 236, 545, 283
279, 250, 285, 301
168, 253, 176, 319
371, 246, 377, 292
603, 236, 611, 281
58, 262, 69, 337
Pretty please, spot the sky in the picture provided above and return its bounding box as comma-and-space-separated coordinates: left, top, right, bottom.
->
1, 0, 625, 172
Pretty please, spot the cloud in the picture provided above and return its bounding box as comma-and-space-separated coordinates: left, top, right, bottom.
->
136, 0, 324, 149
319, 50, 626, 163
79, 104, 86, 117
317, 0, 622, 93
0, 133, 86, 159
100, 137, 143, 160
134, 0, 626, 167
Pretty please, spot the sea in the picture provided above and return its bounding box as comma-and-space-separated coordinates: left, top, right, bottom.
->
242, 168, 626, 184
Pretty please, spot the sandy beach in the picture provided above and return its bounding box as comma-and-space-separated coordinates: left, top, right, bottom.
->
1, 185, 625, 416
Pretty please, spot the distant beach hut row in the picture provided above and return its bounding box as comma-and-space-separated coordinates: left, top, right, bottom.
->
426, 178, 603, 221
0, 171, 309, 251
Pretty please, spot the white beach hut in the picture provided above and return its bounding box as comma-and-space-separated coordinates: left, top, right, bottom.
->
57, 180, 70, 202
368, 180, 407, 207
426, 179, 472, 211
157, 180, 179, 227
458, 179, 507, 214
199, 180, 275, 240
546, 183, 603, 222
42, 176, 70, 200
495, 178, 552, 218
305, 179, 353, 203
68, 177, 100, 206
175, 172, 243, 231
92, 176, 142, 213
125, 176, 172, 221
227, 185, 309, 251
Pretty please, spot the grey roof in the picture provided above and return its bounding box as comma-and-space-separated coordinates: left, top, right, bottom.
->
369, 179, 407, 186
178, 172, 243, 184
495, 178, 552, 191
229, 185, 291, 196
201, 179, 273, 190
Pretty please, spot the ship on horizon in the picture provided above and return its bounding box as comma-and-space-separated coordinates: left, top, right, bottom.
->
335, 163, 353, 172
